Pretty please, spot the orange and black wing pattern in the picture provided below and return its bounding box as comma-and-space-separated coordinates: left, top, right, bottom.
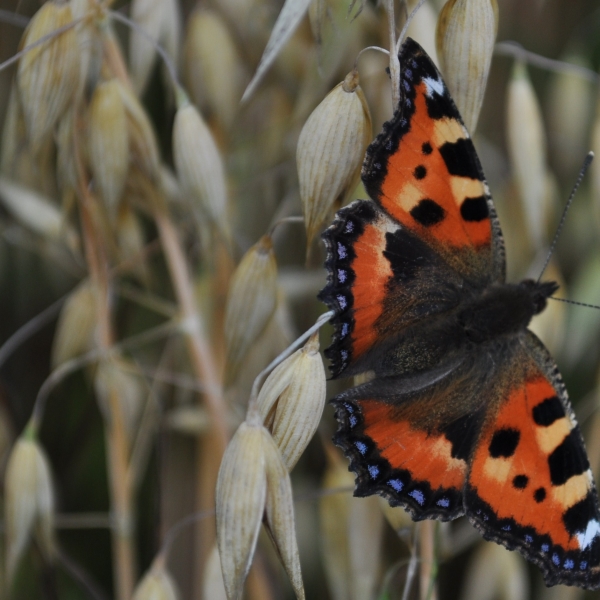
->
363, 38, 505, 286
466, 333, 600, 589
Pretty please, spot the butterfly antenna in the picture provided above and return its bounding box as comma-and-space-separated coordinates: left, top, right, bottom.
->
537, 151, 594, 283
549, 297, 600, 311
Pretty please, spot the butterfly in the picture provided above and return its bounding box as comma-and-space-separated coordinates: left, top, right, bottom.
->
318, 38, 600, 589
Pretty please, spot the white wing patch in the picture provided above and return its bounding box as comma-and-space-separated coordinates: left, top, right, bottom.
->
576, 518, 600, 550
423, 76, 445, 98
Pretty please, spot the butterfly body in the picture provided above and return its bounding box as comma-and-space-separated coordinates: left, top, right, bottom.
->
319, 38, 600, 589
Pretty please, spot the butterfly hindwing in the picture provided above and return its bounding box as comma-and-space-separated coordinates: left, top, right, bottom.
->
466, 332, 600, 588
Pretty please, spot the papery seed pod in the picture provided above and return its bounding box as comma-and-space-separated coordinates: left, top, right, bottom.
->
55, 108, 79, 193
87, 79, 129, 220
17, 1, 80, 150
132, 562, 180, 600
459, 542, 529, 600
436, 0, 498, 134
506, 61, 548, 250
117, 205, 150, 284
297, 70, 372, 250
129, 0, 164, 94
547, 55, 594, 178
263, 430, 305, 599
0, 177, 72, 242
94, 354, 144, 440
258, 332, 326, 470
117, 81, 160, 181
5, 430, 56, 583
172, 101, 230, 244
70, 0, 97, 94
202, 544, 228, 600
161, 0, 182, 79
406, 0, 440, 67
224, 236, 278, 379
184, 9, 242, 130
52, 278, 98, 367
216, 421, 268, 600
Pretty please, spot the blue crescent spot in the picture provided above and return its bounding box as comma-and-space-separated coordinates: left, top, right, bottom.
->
525, 535, 533, 543
541, 544, 549, 553
337, 243, 347, 259
337, 269, 347, 283
436, 497, 450, 508
580, 561, 588, 570
409, 489, 425, 506
355, 441, 367, 455
564, 558, 574, 570
552, 553, 560, 566
368, 465, 379, 479
349, 415, 357, 428
336, 295, 347, 310
388, 479, 403, 492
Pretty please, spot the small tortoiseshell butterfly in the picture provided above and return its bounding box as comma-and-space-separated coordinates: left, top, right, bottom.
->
318, 38, 600, 589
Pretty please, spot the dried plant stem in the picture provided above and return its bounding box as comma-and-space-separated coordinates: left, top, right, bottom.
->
72, 123, 136, 600
384, 0, 401, 108
419, 520, 437, 600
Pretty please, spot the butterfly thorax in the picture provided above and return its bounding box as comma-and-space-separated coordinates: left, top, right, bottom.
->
458, 280, 559, 344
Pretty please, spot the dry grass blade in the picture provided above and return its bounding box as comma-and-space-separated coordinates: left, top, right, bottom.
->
242, 0, 313, 102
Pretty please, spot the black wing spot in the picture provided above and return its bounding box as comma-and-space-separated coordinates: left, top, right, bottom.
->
533, 396, 565, 427
422, 142, 433, 155
534, 487, 546, 503
513, 474, 529, 489
413, 165, 427, 180
460, 196, 489, 222
410, 199, 445, 227
548, 430, 589, 486
442, 413, 479, 462
438, 138, 481, 179
489, 428, 520, 458
563, 492, 596, 534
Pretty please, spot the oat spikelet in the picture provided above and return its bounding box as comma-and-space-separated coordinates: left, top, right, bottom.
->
183, 9, 242, 130
172, 100, 230, 244
17, 1, 81, 150
436, 0, 498, 133
216, 419, 304, 599
297, 70, 371, 250
257, 332, 326, 470
132, 562, 179, 600
506, 61, 548, 250
87, 79, 129, 220
5, 430, 56, 584
224, 236, 278, 379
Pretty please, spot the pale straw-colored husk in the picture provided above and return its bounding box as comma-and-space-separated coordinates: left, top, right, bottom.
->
224, 236, 278, 378
17, 1, 81, 150
132, 564, 180, 600
320, 448, 383, 600
436, 0, 498, 134
55, 108, 79, 193
263, 430, 305, 599
87, 79, 130, 220
458, 542, 529, 600
506, 61, 548, 250
5, 434, 56, 583
94, 354, 144, 441
172, 102, 230, 243
117, 81, 160, 181
297, 70, 372, 249
183, 9, 243, 130
547, 54, 594, 178
216, 421, 268, 600
0, 177, 70, 241
51, 278, 98, 367
117, 205, 150, 284
202, 544, 228, 600
257, 331, 326, 470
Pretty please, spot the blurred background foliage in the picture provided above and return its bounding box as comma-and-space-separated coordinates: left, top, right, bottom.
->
1, 0, 600, 599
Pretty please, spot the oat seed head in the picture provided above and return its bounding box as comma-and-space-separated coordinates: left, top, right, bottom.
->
132, 564, 180, 600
